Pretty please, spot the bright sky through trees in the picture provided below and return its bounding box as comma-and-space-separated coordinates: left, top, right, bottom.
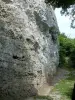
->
55, 8, 75, 38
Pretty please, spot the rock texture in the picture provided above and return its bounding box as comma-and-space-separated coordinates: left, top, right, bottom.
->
0, 0, 59, 99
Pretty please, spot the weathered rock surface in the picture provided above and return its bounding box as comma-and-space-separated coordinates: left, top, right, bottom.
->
0, 0, 59, 99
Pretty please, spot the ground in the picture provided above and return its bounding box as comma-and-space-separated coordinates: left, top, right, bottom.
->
49, 67, 75, 100
27, 67, 75, 100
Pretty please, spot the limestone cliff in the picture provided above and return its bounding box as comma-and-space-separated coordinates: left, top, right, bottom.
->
0, 0, 59, 99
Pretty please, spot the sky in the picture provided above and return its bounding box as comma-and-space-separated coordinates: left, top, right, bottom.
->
55, 8, 75, 38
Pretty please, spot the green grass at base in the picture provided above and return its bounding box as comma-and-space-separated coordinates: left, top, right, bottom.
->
53, 69, 75, 100
34, 96, 53, 100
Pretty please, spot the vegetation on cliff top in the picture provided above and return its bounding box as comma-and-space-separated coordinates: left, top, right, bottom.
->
45, 0, 75, 28
45, 0, 75, 9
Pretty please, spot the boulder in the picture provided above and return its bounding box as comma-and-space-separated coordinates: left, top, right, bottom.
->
0, 0, 59, 99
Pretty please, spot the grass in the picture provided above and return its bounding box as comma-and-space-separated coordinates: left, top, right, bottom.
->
52, 68, 75, 100
34, 96, 53, 100
34, 68, 75, 100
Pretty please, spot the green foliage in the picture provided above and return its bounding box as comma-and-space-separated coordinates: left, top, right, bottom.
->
54, 70, 75, 100
70, 48, 75, 67
34, 96, 53, 100
45, 0, 75, 9
58, 33, 75, 68
58, 33, 69, 67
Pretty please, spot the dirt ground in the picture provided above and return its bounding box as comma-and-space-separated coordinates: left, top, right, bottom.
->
38, 68, 70, 100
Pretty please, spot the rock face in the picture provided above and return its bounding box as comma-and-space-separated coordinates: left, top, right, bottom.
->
0, 0, 59, 99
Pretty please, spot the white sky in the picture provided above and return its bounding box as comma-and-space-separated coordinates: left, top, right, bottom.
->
55, 8, 75, 38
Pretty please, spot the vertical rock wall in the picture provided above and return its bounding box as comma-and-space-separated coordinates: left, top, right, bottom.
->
0, 0, 59, 99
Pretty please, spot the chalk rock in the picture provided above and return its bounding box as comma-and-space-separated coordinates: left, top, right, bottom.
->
0, 0, 59, 99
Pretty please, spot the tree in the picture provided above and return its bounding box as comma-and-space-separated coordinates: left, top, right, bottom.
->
45, 0, 75, 28
58, 33, 75, 67
58, 33, 67, 67
70, 49, 75, 68
58, 33, 75, 68
45, 0, 75, 8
